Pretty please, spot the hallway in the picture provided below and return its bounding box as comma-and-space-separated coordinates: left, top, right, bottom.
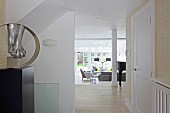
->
75, 83, 131, 113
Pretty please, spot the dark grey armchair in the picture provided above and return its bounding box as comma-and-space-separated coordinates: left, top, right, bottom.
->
80, 69, 93, 81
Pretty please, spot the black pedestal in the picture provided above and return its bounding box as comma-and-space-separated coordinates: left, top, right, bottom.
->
0, 67, 34, 113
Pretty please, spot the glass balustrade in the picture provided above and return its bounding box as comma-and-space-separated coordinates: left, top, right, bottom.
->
34, 83, 59, 113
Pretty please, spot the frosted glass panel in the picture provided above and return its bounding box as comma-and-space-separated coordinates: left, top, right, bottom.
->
34, 83, 59, 113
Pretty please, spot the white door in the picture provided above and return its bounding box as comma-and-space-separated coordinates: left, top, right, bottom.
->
131, 2, 153, 113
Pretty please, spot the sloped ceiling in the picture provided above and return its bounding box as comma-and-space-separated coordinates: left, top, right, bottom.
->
6, 0, 45, 23
6, 0, 69, 34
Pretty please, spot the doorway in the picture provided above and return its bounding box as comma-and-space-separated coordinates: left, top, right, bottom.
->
74, 39, 112, 84
74, 38, 126, 84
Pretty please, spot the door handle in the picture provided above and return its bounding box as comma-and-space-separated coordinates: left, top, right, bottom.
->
133, 68, 137, 71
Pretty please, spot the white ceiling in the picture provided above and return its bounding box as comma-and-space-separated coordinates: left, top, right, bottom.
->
63, 0, 147, 38
6, 0, 147, 38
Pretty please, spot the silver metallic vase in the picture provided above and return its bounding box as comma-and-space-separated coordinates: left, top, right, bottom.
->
7, 23, 26, 58
0, 23, 40, 68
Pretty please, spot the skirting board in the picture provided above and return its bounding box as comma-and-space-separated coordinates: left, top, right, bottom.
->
125, 98, 132, 113
66, 102, 75, 113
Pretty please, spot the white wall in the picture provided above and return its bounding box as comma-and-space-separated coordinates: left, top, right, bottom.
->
34, 12, 75, 113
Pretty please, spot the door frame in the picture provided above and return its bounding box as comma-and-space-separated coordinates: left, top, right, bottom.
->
131, 0, 155, 113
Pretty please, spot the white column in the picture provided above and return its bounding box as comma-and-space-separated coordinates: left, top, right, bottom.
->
112, 30, 118, 86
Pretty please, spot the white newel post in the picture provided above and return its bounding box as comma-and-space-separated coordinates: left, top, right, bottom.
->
112, 30, 118, 86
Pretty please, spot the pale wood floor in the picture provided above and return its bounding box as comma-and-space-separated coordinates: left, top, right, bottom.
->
75, 82, 131, 113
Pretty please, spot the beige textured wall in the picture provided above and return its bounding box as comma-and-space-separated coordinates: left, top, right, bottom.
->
0, 0, 7, 68
125, 0, 150, 101
155, 0, 170, 79
125, 15, 132, 101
